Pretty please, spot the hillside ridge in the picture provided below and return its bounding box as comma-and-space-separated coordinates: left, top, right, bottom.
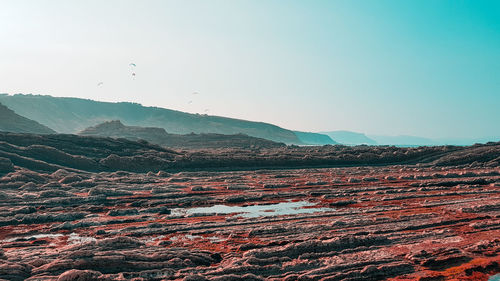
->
79, 120, 285, 149
0, 102, 56, 134
0, 94, 329, 145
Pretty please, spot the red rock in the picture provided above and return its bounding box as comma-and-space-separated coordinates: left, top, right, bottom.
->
57, 269, 102, 281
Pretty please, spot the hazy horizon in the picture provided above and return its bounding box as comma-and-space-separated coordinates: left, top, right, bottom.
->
1, 0, 499, 139
2, 92, 498, 144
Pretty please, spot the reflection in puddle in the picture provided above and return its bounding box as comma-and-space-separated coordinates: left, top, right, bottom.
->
170, 234, 225, 243
185, 234, 225, 242
2, 233, 96, 244
2, 233, 63, 242
143, 235, 165, 243
172, 200, 334, 218
68, 233, 96, 244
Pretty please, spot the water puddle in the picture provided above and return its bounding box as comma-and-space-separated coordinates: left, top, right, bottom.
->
67, 233, 97, 244
185, 234, 225, 242
170, 234, 225, 243
143, 235, 165, 244
2, 233, 63, 242
489, 274, 500, 281
2, 233, 96, 244
172, 200, 334, 218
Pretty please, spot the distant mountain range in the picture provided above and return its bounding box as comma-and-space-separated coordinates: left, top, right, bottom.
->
0, 102, 55, 134
322, 130, 498, 146
368, 135, 500, 146
80, 120, 285, 149
368, 135, 438, 146
321, 131, 377, 145
0, 94, 334, 145
0, 94, 496, 147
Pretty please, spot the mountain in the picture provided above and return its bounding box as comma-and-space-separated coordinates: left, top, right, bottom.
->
0, 94, 308, 144
368, 135, 438, 146
0, 102, 55, 134
322, 130, 499, 147
432, 137, 500, 146
293, 131, 337, 145
369, 135, 500, 146
321, 131, 377, 145
79, 120, 285, 149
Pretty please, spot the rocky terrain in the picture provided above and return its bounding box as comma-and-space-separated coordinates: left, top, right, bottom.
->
1, 132, 500, 280
79, 121, 286, 149
1, 132, 499, 174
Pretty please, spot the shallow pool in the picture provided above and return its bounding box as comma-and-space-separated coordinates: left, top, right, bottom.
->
172, 200, 334, 218
2, 233, 63, 242
68, 233, 96, 244
489, 274, 500, 281
2, 233, 95, 244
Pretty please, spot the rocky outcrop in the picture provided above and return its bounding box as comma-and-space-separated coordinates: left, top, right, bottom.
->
0, 157, 14, 174
80, 120, 286, 149
57, 269, 103, 281
1, 131, 499, 173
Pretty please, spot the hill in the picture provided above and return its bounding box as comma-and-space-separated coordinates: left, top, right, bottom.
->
0, 94, 314, 145
79, 120, 285, 149
0, 102, 55, 134
293, 131, 337, 145
321, 130, 377, 145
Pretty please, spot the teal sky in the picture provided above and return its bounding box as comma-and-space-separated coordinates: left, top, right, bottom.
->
1, 0, 499, 139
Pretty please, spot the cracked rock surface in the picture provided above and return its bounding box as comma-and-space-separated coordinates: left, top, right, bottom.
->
1, 133, 500, 280
1, 164, 500, 280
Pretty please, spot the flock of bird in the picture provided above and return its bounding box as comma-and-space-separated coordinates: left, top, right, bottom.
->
96, 63, 210, 114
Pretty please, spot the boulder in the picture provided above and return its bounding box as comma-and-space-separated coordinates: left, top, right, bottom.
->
57, 269, 102, 281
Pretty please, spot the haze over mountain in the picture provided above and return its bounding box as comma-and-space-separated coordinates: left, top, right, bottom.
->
321, 130, 500, 146
1, 94, 497, 146
367, 135, 437, 146
80, 120, 285, 149
368, 134, 500, 147
292, 131, 337, 145
0, 102, 55, 134
321, 131, 377, 145
0, 94, 332, 145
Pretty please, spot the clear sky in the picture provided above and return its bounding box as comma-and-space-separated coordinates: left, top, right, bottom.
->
1, 0, 499, 139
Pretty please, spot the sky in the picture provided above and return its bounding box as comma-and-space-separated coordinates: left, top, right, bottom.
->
0, 0, 499, 139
